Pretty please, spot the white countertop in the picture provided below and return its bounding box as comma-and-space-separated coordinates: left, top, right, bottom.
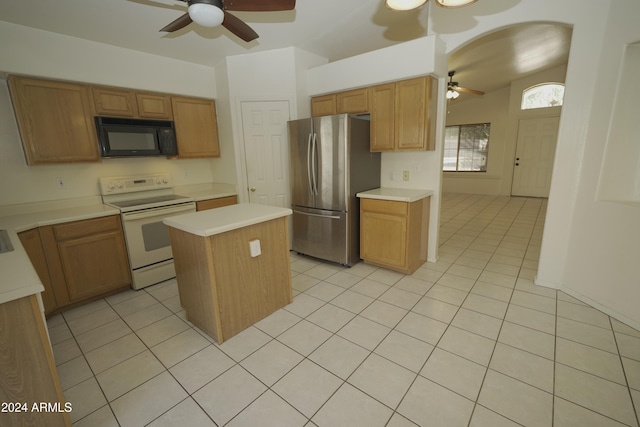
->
164, 203, 292, 237
357, 188, 434, 202
0, 183, 239, 305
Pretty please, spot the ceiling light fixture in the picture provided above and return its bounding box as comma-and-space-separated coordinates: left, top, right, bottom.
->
446, 89, 460, 99
188, 0, 224, 28
385, 0, 428, 11
435, 0, 478, 7
385, 0, 477, 11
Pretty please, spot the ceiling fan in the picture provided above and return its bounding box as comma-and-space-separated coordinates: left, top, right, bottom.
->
447, 70, 484, 99
160, 0, 296, 42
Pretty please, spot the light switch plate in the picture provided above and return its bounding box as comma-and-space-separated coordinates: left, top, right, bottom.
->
249, 239, 261, 257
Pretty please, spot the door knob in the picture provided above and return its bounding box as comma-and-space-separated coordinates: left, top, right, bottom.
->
250, 187, 256, 192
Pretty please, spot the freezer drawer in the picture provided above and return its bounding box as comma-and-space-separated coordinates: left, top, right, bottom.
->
292, 207, 356, 266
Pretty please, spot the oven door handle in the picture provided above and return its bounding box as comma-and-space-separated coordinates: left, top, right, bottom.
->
121, 203, 195, 221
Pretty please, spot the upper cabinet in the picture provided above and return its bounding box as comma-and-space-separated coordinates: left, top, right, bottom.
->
310, 94, 337, 117
337, 88, 368, 114
370, 76, 436, 152
171, 96, 221, 158
8, 75, 101, 164
311, 76, 437, 152
311, 88, 369, 117
92, 86, 173, 120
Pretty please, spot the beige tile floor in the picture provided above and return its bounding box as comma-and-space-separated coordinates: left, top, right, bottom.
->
48, 193, 640, 426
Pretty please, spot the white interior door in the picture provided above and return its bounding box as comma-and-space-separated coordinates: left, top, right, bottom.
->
241, 101, 291, 207
511, 116, 560, 197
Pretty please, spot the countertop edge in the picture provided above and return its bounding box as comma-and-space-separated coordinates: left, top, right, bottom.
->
356, 188, 434, 203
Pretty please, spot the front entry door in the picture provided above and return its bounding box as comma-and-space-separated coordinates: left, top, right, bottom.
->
511, 116, 560, 197
241, 101, 291, 207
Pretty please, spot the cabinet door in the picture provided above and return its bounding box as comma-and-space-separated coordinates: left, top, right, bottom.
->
58, 229, 131, 302
92, 86, 138, 117
310, 94, 337, 117
8, 76, 100, 164
336, 88, 368, 114
395, 77, 428, 151
196, 196, 238, 211
360, 210, 407, 270
369, 84, 396, 152
136, 92, 173, 119
18, 229, 57, 315
171, 97, 220, 158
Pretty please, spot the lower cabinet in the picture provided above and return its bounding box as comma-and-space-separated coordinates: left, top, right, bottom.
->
195, 196, 238, 211
35, 215, 131, 312
360, 197, 430, 274
18, 229, 58, 315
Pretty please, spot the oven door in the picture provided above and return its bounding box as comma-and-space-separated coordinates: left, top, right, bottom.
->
121, 202, 196, 270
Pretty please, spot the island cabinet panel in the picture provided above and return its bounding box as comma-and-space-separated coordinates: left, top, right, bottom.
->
0, 295, 71, 427
360, 197, 430, 274
171, 96, 220, 158
8, 76, 100, 164
195, 196, 238, 211
169, 216, 292, 343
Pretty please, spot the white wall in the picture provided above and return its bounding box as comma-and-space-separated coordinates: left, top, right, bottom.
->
0, 21, 227, 207
307, 36, 447, 263
434, 0, 640, 328
443, 64, 567, 196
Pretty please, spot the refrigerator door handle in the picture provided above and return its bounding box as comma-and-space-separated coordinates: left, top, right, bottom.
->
311, 133, 318, 196
306, 133, 313, 196
293, 210, 341, 220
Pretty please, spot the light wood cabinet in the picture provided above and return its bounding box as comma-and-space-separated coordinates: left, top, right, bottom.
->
92, 86, 138, 117
171, 96, 220, 158
93, 86, 173, 119
18, 229, 57, 315
136, 92, 173, 119
310, 94, 337, 117
8, 75, 100, 164
311, 88, 369, 117
0, 295, 71, 427
369, 83, 396, 151
40, 215, 131, 309
337, 88, 369, 114
196, 196, 238, 211
360, 197, 430, 274
369, 76, 437, 152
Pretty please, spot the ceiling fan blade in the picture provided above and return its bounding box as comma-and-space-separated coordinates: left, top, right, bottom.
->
455, 86, 485, 95
160, 12, 193, 32
222, 0, 295, 12
222, 11, 259, 42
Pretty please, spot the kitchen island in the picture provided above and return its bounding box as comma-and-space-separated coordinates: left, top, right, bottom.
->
164, 203, 293, 344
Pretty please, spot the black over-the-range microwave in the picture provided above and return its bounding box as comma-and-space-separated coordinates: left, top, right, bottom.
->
95, 116, 179, 158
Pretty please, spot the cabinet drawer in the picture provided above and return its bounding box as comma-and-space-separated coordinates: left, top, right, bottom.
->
361, 198, 407, 216
53, 215, 121, 241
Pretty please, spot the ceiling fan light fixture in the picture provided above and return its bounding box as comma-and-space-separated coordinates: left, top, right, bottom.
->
446, 89, 460, 99
188, 3, 224, 28
385, 0, 428, 11
435, 0, 478, 7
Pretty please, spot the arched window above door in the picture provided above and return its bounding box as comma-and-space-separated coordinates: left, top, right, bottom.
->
521, 83, 565, 109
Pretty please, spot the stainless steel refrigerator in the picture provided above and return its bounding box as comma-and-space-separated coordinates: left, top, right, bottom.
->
288, 114, 381, 266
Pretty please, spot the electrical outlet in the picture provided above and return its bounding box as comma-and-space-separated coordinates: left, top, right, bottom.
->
403, 171, 410, 181
56, 177, 66, 189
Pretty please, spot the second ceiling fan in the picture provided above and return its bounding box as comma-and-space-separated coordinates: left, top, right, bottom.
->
160, 0, 296, 42
447, 70, 484, 99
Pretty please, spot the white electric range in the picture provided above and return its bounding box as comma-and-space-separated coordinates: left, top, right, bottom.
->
100, 173, 196, 290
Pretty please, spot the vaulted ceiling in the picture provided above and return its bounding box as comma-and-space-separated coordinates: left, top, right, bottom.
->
0, 0, 571, 94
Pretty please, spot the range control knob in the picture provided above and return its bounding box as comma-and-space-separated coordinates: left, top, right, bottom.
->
108, 182, 116, 189
155, 177, 162, 184
162, 177, 169, 184
116, 181, 124, 188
